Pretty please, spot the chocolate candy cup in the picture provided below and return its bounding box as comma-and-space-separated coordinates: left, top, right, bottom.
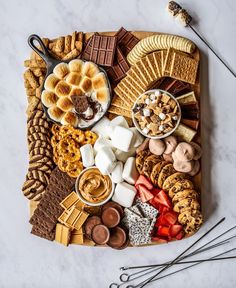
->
101, 207, 121, 228
107, 226, 127, 249
91, 224, 110, 245
102, 201, 124, 217
84, 216, 102, 239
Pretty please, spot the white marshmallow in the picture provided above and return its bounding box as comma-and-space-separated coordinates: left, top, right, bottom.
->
142, 127, 150, 135
143, 108, 151, 117
115, 147, 136, 163
80, 144, 94, 167
159, 113, 166, 120
122, 157, 139, 185
111, 126, 134, 152
112, 182, 137, 208
130, 127, 144, 148
111, 161, 124, 183
150, 94, 156, 101
159, 125, 165, 131
172, 115, 178, 121
145, 98, 151, 105
91, 117, 111, 139
155, 90, 161, 97
94, 136, 114, 154
110, 116, 129, 129
95, 147, 116, 175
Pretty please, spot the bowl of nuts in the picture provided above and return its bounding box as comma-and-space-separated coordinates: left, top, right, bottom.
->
132, 89, 181, 139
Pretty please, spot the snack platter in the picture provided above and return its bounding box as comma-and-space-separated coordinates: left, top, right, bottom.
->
23, 27, 203, 248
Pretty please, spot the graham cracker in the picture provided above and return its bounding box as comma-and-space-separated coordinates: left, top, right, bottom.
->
127, 65, 148, 87
140, 57, 156, 82
153, 51, 162, 77
55, 223, 71, 246
163, 48, 175, 76
125, 68, 146, 90
170, 52, 199, 84
108, 105, 132, 119
135, 60, 151, 85
146, 53, 160, 79
114, 86, 133, 108
118, 81, 137, 102
126, 75, 145, 95
161, 50, 167, 75
111, 94, 130, 110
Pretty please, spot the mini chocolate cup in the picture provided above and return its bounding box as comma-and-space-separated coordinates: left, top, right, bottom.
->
107, 226, 127, 249
101, 207, 121, 228
102, 201, 124, 217
91, 224, 110, 245
84, 216, 102, 239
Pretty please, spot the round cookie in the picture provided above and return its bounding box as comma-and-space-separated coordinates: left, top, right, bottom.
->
28, 162, 53, 174
28, 125, 50, 136
169, 179, 194, 198
27, 118, 50, 129
22, 179, 46, 200
162, 172, 188, 191
173, 159, 194, 173
190, 142, 202, 160
149, 139, 166, 156
26, 169, 49, 186
172, 189, 199, 205
27, 132, 51, 144
150, 160, 168, 186
27, 109, 47, 122
29, 147, 52, 158
178, 209, 203, 234
29, 140, 52, 152
157, 163, 176, 189
29, 154, 54, 167
188, 160, 200, 176
135, 150, 151, 174
173, 198, 200, 213
142, 154, 163, 178
174, 142, 195, 161
163, 136, 178, 154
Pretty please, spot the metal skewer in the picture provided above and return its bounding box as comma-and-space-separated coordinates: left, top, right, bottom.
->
129, 217, 225, 288
188, 25, 236, 78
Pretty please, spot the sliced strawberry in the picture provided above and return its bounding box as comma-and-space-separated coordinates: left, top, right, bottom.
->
176, 230, 184, 240
157, 226, 170, 237
138, 184, 154, 202
150, 188, 161, 196
152, 236, 168, 243
155, 190, 172, 208
162, 211, 178, 226
135, 175, 153, 190
158, 205, 171, 213
169, 225, 183, 237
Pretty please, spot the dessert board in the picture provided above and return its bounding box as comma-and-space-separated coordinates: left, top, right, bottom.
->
23, 28, 203, 248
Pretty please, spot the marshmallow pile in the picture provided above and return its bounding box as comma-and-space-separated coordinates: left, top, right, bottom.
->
79, 116, 145, 207
148, 136, 202, 176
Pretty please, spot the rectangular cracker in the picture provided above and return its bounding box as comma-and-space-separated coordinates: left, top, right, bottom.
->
111, 94, 130, 110
173, 123, 197, 142
170, 52, 199, 84
114, 86, 133, 108
60, 191, 79, 210
120, 80, 140, 100
108, 106, 132, 118
161, 50, 167, 75
146, 53, 160, 79
70, 233, 84, 245
153, 51, 162, 77
135, 60, 151, 86
125, 68, 146, 90
127, 65, 148, 87
140, 57, 156, 82
163, 48, 175, 76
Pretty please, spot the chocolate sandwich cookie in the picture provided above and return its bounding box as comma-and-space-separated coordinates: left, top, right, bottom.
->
84, 216, 102, 239
91, 224, 110, 245
101, 207, 121, 228
107, 226, 127, 249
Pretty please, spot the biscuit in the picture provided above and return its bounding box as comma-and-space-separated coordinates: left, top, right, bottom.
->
29, 154, 54, 167
135, 150, 151, 174
22, 179, 46, 200
173, 198, 200, 213
162, 172, 188, 191
29, 147, 52, 158
26, 169, 49, 186
157, 163, 176, 188
142, 154, 162, 178
28, 162, 53, 174
172, 189, 199, 205
168, 179, 195, 198
27, 118, 50, 130
28, 126, 50, 136
28, 140, 52, 152
27, 132, 51, 144
150, 161, 168, 186
178, 209, 203, 234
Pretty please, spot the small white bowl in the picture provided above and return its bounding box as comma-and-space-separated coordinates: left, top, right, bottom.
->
75, 167, 115, 207
132, 89, 181, 139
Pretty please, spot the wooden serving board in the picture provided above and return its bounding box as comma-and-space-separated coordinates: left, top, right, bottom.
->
29, 30, 201, 247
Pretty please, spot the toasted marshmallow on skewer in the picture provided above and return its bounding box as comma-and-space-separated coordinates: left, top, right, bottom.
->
167, 1, 182, 17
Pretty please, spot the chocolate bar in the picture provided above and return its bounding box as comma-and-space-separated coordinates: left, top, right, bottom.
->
89, 34, 118, 66
105, 47, 130, 84
115, 27, 139, 56
181, 119, 200, 130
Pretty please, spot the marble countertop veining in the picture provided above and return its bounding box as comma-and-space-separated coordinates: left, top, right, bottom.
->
0, 0, 236, 287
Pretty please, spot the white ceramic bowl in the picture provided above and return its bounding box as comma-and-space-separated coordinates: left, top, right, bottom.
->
132, 89, 181, 139
75, 167, 115, 207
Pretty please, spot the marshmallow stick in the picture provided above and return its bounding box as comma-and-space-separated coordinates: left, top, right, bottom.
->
167, 1, 236, 78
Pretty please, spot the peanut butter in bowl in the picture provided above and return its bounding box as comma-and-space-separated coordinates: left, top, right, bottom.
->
76, 167, 114, 206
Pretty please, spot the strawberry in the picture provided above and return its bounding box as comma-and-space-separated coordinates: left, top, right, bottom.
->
150, 188, 161, 196
162, 211, 178, 226
169, 225, 183, 237
176, 230, 184, 240
157, 226, 170, 237
135, 175, 153, 190
152, 236, 168, 243
158, 205, 171, 213
138, 184, 154, 202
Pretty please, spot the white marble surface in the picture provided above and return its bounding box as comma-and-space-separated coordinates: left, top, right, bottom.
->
0, 0, 236, 287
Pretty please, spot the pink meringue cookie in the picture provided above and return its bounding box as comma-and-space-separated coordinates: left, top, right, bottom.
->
173, 159, 194, 173
149, 139, 166, 156
163, 136, 178, 154
188, 160, 200, 176
174, 142, 195, 161
136, 138, 150, 154
163, 153, 174, 163
190, 142, 202, 160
